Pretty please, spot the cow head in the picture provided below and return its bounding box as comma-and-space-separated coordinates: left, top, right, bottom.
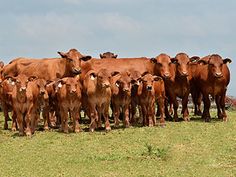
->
152, 53, 175, 79
111, 71, 133, 95
56, 77, 81, 94
172, 53, 191, 77
6, 74, 37, 93
35, 79, 47, 95
100, 52, 118, 59
88, 69, 111, 89
139, 72, 162, 92
198, 54, 231, 78
58, 48, 92, 75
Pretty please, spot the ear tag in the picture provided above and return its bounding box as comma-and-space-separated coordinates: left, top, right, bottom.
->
90, 75, 95, 80
115, 82, 119, 87
58, 82, 62, 88
137, 81, 140, 86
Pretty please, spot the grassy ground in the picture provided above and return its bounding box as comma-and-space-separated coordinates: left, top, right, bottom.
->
0, 111, 235, 177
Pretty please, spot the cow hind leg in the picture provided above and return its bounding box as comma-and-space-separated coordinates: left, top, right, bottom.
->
220, 93, 227, 122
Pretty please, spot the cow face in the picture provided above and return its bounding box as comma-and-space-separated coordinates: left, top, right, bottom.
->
58, 48, 91, 75
100, 52, 118, 59
139, 72, 162, 92
152, 54, 174, 79
57, 77, 80, 94
198, 54, 231, 78
35, 79, 47, 95
173, 53, 191, 77
89, 69, 111, 89
112, 71, 132, 94
7, 75, 37, 93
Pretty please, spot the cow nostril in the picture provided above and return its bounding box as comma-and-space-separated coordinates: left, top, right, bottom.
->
147, 86, 152, 90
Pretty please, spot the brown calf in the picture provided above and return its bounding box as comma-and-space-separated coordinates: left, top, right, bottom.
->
55, 77, 82, 133
138, 73, 165, 127
83, 69, 113, 132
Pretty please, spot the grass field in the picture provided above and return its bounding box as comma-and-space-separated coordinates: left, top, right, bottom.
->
0, 111, 235, 177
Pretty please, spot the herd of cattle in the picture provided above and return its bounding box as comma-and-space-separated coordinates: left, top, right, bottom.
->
0, 49, 231, 136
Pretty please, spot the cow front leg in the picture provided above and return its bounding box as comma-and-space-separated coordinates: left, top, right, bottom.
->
182, 94, 190, 121
173, 98, 179, 122
202, 94, 211, 122
123, 104, 130, 128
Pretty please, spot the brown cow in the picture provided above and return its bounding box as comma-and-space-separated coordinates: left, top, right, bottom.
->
164, 53, 197, 121
9, 74, 37, 136
193, 54, 231, 122
27, 78, 49, 133
110, 71, 134, 128
137, 73, 165, 126
55, 77, 82, 133
100, 52, 118, 59
2, 49, 91, 80
83, 69, 114, 132
0, 78, 16, 130
80, 57, 156, 82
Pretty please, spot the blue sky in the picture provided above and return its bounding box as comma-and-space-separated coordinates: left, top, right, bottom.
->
0, 0, 235, 96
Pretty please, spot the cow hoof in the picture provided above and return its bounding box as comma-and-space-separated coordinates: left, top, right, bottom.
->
44, 126, 49, 131
74, 128, 80, 133
89, 128, 95, 132
105, 127, 111, 132
64, 130, 69, 134
19, 132, 24, 136
26, 132, 32, 137
12, 127, 17, 131
4, 125, 8, 130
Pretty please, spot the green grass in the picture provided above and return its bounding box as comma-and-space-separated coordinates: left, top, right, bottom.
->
0, 111, 236, 177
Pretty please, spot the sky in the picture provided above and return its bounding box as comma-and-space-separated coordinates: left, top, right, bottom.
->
0, 0, 235, 96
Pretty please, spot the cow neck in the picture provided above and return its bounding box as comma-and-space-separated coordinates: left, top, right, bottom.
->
62, 59, 72, 77
16, 90, 27, 103
97, 84, 110, 95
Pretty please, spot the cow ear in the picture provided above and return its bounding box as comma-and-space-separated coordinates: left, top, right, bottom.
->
81, 55, 92, 61
90, 73, 97, 80
141, 71, 149, 77
100, 54, 104, 58
5, 76, 16, 85
190, 56, 200, 62
198, 60, 208, 65
171, 58, 178, 64
111, 71, 120, 77
223, 58, 232, 64
28, 76, 38, 81
58, 51, 67, 58
114, 54, 118, 58
150, 58, 157, 64
153, 76, 162, 81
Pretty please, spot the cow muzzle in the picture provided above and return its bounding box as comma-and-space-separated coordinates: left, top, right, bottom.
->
20, 87, 26, 92
72, 68, 81, 74
102, 83, 110, 88
163, 73, 170, 79
147, 86, 152, 91
215, 72, 223, 78
181, 71, 189, 77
